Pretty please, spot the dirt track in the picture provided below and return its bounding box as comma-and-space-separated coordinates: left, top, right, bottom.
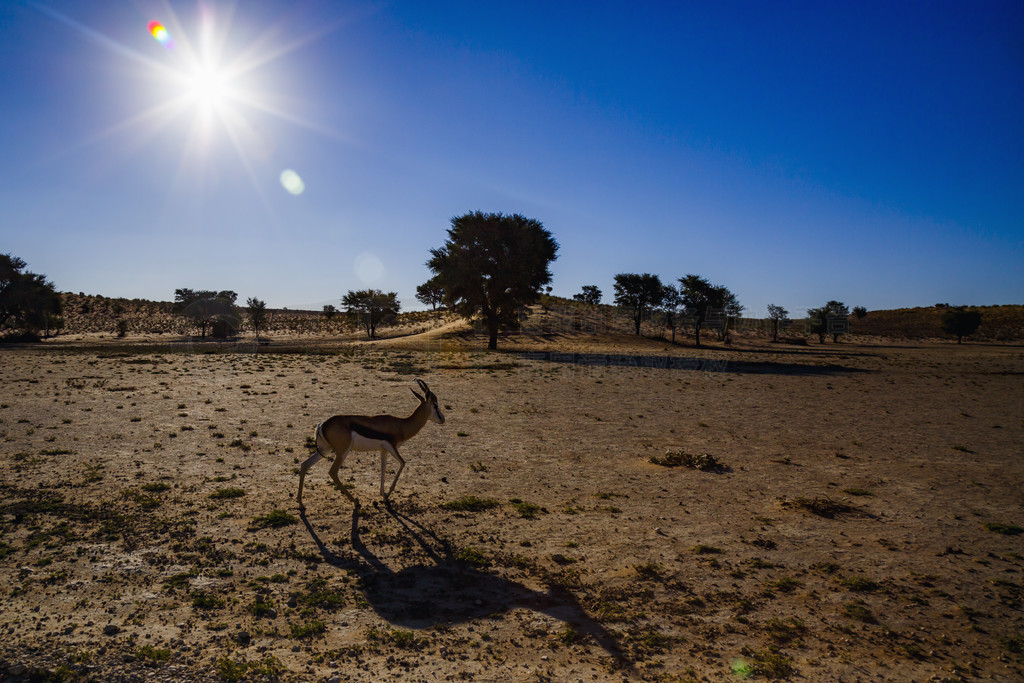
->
1, 335, 1022, 681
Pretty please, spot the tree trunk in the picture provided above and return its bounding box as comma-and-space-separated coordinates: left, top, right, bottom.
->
487, 317, 499, 350
694, 324, 702, 347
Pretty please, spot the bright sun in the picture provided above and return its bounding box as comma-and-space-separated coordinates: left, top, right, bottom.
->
188, 64, 228, 109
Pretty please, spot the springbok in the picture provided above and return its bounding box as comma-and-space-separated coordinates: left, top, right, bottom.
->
298, 379, 445, 508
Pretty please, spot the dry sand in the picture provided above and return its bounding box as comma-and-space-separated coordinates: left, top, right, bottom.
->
0, 332, 1022, 681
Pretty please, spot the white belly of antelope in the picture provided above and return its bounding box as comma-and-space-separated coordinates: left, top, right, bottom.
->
350, 431, 391, 452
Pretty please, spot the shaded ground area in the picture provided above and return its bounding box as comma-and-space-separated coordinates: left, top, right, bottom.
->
0, 339, 1022, 681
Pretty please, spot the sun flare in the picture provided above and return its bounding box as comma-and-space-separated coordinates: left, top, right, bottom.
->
187, 63, 228, 109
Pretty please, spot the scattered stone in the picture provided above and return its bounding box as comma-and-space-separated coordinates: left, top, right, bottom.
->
8, 664, 28, 676
103, 624, 120, 636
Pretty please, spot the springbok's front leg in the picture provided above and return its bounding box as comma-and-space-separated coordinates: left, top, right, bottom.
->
381, 443, 406, 500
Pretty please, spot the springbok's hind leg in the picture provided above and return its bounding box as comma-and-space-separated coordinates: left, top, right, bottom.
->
297, 451, 323, 509
328, 448, 359, 506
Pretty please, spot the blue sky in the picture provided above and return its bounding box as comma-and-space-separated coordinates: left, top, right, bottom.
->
1, 0, 1021, 317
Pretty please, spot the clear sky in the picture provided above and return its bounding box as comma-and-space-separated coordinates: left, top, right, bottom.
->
1, 1, 1021, 317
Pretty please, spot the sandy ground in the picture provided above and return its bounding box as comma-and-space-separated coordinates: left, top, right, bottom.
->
0, 332, 1022, 682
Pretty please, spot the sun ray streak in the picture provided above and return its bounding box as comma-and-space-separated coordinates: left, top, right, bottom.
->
221, 19, 347, 81
29, 2, 180, 80
38, 98, 193, 169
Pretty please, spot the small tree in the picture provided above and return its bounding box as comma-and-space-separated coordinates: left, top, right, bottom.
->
246, 297, 267, 339
572, 285, 603, 306
767, 304, 789, 342
415, 276, 445, 312
427, 211, 558, 350
343, 289, 399, 338
0, 254, 62, 338
941, 307, 981, 344
323, 304, 337, 320
808, 300, 849, 343
174, 289, 238, 338
852, 306, 867, 319
715, 285, 743, 342
677, 274, 714, 347
613, 273, 664, 336
660, 284, 682, 342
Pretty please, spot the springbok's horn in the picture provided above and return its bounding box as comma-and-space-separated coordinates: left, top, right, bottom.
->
416, 379, 431, 396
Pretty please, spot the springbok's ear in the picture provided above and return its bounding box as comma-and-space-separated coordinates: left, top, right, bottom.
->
411, 388, 425, 402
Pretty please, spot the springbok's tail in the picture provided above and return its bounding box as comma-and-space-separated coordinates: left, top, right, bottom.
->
313, 421, 331, 457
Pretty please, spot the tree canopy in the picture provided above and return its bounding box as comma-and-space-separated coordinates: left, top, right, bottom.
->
808, 300, 850, 343
427, 211, 558, 349
0, 254, 62, 338
415, 276, 445, 311
941, 306, 981, 344
677, 274, 742, 347
343, 289, 399, 338
173, 289, 239, 338
246, 297, 267, 338
573, 285, 603, 306
613, 273, 664, 336
767, 304, 789, 342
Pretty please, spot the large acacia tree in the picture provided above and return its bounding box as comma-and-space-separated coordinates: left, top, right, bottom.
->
427, 211, 558, 350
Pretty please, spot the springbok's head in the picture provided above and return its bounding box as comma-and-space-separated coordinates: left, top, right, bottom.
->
412, 379, 445, 425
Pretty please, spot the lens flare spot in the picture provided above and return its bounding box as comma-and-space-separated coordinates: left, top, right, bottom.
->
355, 252, 385, 284
279, 169, 305, 195
147, 21, 174, 49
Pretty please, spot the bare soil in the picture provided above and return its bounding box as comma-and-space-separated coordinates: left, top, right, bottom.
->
1, 329, 1022, 682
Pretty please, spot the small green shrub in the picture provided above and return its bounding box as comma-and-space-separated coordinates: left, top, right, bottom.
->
455, 546, 489, 567
650, 450, 722, 470
691, 544, 723, 555
247, 598, 276, 618
985, 522, 1023, 536
842, 602, 877, 623
510, 499, 541, 518
840, 575, 881, 592
136, 644, 171, 662
250, 509, 298, 529
191, 592, 226, 610
210, 487, 246, 500
441, 496, 500, 512
290, 620, 327, 639
749, 649, 795, 678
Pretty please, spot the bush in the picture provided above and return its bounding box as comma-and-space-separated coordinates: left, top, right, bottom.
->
650, 450, 723, 471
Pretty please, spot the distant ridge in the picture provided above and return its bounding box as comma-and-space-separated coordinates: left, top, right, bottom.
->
53, 293, 1024, 342
850, 304, 1023, 341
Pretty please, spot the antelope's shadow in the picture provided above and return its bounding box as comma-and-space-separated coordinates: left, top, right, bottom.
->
299, 504, 627, 664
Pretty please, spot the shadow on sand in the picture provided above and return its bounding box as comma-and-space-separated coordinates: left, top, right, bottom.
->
512, 350, 869, 376
299, 504, 629, 667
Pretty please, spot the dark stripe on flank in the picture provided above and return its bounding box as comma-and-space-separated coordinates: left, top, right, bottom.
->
350, 421, 394, 443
